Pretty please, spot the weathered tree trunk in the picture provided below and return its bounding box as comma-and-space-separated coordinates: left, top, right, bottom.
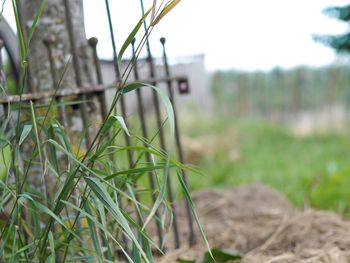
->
19, 0, 94, 92
18, 0, 97, 195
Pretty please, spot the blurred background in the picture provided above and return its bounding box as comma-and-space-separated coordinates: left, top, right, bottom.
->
3, 0, 350, 214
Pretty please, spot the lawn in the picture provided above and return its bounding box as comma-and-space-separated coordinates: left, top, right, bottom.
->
181, 116, 350, 215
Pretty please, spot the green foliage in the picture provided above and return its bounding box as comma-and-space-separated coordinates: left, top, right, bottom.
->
308, 167, 350, 214
118, 8, 152, 64
0, 143, 11, 181
314, 3, 350, 53
323, 4, 350, 21
0, 1, 206, 262
177, 248, 242, 263
184, 118, 350, 213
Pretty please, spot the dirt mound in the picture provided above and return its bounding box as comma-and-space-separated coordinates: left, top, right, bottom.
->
160, 184, 350, 262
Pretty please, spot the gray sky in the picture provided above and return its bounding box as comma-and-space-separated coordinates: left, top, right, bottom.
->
3, 0, 350, 71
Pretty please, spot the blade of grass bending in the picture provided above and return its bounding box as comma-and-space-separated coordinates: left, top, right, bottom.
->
131, 242, 142, 263
126, 183, 154, 262
0, 143, 11, 181
95, 199, 114, 261
1, 222, 14, 259
19, 125, 32, 146
14, 240, 39, 256
106, 145, 166, 160
30, 101, 44, 175
52, 121, 71, 152
99, 116, 128, 139
60, 200, 132, 262
93, 178, 150, 211
27, 0, 46, 47
177, 171, 213, 259
120, 209, 159, 249
84, 202, 103, 263
122, 82, 175, 230
105, 164, 171, 180
46, 142, 144, 210
0, 179, 14, 202
151, 0, 181, 26
11, 0, 26, 66
48, 231, 55, 263
8, 227, 17, 263
150, 0, 157, 22
47, 140, 99, 176
117, 8, 152, 63
17, 194, 81, 241
84, 176, 149, 262
47, 123, 60, 173
114, 116, 130, 136
203, 248, 242, 262
122, 82, 145, 94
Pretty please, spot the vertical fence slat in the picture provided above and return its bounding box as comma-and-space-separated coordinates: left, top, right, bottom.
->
63, 0, 91, 147
160, 37, 196, 246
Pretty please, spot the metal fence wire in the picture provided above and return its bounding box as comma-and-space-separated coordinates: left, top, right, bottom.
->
0, 0, 195, 255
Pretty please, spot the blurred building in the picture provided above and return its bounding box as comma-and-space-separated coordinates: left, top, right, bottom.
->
100, 54, 211, 115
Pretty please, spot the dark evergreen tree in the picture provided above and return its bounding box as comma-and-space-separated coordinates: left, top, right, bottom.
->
314, 4, 350, 53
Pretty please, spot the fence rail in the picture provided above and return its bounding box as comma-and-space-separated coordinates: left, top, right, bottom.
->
0, 77, 189, 104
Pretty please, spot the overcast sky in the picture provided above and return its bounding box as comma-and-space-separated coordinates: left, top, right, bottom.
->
3, 0, 350, 71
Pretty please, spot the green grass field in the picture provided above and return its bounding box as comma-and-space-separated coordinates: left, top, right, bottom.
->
182, 116, 350, 215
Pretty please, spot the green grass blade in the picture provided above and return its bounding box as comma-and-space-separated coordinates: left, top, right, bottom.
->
131, 241, 142, 263
46, 123, 60, 173
126, 183, 154, 263
203, 248, 242, 262
176, 259, 195, 263
0, 143, 11, 181
113, 116, 130, 136
18, 194, 81, 241
117, 8, 152, 63
51, 121, 71, 152
60, 200, 133, 262
27, 0, 46, 47
11, 0, 26, 67
19, 124, 32, 146
151, 0, 181, 26
121, 83, 145, 94
84, 202, 103, 263
48, 231, 55, 263
95, 199, 114, 261
105, 164, 169, 180
124, 83, 175, 230
84, 176, 148, 262
105, 145, 166, 160
8, 228, 17, 263
14, 240, 39, 256
30, 101, 44, 172
176, 171, 212, 259
47, 139, 100, 177
99, 116, 119, 138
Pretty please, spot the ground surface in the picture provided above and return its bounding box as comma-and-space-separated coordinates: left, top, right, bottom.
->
160, 184, 350, 262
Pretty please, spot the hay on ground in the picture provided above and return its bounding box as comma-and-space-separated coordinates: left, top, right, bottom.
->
158, 184, 350, 263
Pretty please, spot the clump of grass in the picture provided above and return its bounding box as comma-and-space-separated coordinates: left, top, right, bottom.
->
0, 1, 209, 262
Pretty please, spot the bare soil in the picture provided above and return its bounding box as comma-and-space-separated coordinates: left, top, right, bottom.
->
159, 184, 350, 263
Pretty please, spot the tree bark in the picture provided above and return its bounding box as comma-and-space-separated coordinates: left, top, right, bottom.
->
19, 0, 94, 92
18, 0, 97, 197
